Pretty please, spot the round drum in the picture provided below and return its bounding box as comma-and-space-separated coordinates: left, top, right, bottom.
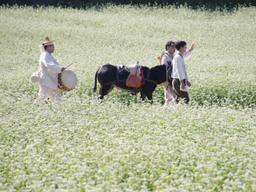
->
58, 70, 77, 91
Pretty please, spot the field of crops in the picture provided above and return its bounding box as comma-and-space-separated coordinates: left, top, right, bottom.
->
0, 5, 256, 191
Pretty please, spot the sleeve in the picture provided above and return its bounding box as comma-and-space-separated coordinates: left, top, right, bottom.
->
42, 53, 63, 73
176, 57, 186, 81
161, 55, 167, 65
161, 55, 172, 66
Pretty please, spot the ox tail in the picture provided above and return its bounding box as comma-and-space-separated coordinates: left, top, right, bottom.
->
93, 67, 100, 92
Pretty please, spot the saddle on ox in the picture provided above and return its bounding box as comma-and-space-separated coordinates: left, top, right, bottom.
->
118, 64, 144, 89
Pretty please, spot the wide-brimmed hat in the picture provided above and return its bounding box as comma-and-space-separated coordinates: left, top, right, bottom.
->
42, 36, 54, 46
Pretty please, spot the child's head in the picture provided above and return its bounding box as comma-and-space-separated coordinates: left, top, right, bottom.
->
165, 41, 175, 54
175, 41, 187, 53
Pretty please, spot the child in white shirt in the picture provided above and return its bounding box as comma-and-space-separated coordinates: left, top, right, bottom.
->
172, 41, 195, 104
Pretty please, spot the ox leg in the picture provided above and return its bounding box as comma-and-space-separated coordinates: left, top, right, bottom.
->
99, 85, 113, 99
140, 91, 146, 101
146, 84, 156, 104
147, 93, 153, 104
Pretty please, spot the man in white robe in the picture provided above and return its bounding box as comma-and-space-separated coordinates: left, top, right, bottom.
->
34, 37, 65, 101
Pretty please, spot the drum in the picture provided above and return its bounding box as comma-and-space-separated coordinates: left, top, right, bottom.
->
58, 70, 77, 91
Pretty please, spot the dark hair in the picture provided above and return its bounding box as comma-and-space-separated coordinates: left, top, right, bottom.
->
43, 44, 54, 50
175, 41, 187, 50
165, 41, 175, 50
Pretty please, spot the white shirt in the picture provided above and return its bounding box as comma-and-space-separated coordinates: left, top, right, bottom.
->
161, 51, 173, 67
39, 51, 63, 89
171, 52, 189, 81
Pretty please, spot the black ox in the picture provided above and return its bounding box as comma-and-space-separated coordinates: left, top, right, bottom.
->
93, 64, 171, 102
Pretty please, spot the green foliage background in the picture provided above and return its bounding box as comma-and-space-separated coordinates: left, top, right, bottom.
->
2, 0, 256, 11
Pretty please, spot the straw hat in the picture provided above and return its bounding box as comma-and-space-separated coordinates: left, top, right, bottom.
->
42, 36, 54, 46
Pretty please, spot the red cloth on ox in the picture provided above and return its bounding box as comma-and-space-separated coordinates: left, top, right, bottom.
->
126, 68, 144, 89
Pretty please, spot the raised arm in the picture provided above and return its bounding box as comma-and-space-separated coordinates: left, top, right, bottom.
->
182, 42, 196, 59
188, 42, 196, 52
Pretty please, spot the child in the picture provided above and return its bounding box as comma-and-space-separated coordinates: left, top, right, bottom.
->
159, 41, 176, 105
172, 41, 195, 104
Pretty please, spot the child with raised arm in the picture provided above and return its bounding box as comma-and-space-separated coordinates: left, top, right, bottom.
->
172, 41, 195, 104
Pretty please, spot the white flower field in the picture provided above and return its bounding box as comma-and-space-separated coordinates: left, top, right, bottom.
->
0, 5, 256, 191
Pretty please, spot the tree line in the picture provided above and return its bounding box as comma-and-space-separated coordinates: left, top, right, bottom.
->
1, 0, 255, 11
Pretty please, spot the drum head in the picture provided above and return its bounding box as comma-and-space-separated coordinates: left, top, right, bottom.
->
61, 70, 77, 89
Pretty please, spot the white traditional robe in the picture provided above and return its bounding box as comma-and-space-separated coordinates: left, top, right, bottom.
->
38, 51, 63, 100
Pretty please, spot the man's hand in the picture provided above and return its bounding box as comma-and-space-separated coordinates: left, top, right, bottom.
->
61, 67, 66, 72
